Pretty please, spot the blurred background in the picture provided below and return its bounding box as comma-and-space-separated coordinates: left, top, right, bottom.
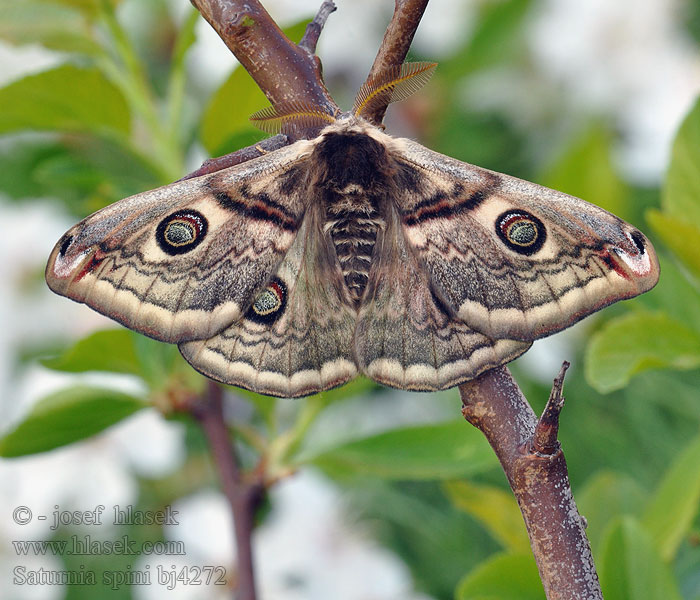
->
1, 0, 700, 598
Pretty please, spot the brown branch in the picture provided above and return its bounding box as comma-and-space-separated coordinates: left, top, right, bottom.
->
361, 0, 430, 125
190, 0, 339, 120
182, 0, 340, 182
460, 366, 602, 600
192, 382, 264, 600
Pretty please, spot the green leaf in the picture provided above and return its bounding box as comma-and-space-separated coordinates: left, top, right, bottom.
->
647, 210, 700, 281
0, 135, 162, 215
663, 95, 700, 227
42, 0, 116, 19
540, 125, 631, 222
41, 329, 196, 392
199, 65, 268, 155
41, 329, 142, 376
239, 377, 378, 438
0, 138, 63, 200
299, 420, 498, 480
440, 0, 534, 81
199, 19, 311, 155
131, 334, 190, 389
431, 110, 529, 177
576, 471, 647, 551
444, 480, 530, 554
599, 517, 683, 600
585, 311, 700, 393
0, 64, 130, 137
456, 553, 544, 600
0, 386, 146, 457
641, 434, 700, 561
0, 1, 100, 54
640, 256, 700, 334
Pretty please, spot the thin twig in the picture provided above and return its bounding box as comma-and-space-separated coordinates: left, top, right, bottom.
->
361, 0, 430, 125
179, 134, 288, 180
299, 0, 337, 53
192, 382, 263, 600
532, 361, 569, 455
460, 367, 602, 600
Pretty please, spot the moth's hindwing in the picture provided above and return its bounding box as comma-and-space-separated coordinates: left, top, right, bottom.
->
46, 142, 314, 344
355, 207, 531, 391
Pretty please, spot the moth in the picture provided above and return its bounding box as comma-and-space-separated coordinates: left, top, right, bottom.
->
46, 63, 659, 398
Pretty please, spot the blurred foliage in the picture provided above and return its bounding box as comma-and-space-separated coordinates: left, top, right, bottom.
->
0, 0, 699, 599
0, 385, 146, 457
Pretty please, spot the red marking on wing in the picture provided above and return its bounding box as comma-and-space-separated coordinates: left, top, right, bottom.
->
268, 281, 285, 302
74, 252, 104, 282
599, 250, 630, 280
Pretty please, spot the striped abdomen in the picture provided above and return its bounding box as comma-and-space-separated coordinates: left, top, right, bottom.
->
325, 189, 384, 305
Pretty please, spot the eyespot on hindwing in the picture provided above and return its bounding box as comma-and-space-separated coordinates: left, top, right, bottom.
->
246, 278, 287, 325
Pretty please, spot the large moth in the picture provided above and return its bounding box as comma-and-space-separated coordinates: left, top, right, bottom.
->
46, 63, 659, 398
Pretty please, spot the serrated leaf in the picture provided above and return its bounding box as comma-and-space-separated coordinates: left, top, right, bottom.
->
585, 311, 700, 393
647, 209, 700, 281
455, 553, 544, 600
663, 95, 700, 227
0, 64, 130, 137
444, 480, 529, 554
0, 2, 100, 54
299, 420, 498, 480
0, 386, 146, 457
41, 329, 142, 375
599, 517, 683, 600
641, 434, 700, 561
